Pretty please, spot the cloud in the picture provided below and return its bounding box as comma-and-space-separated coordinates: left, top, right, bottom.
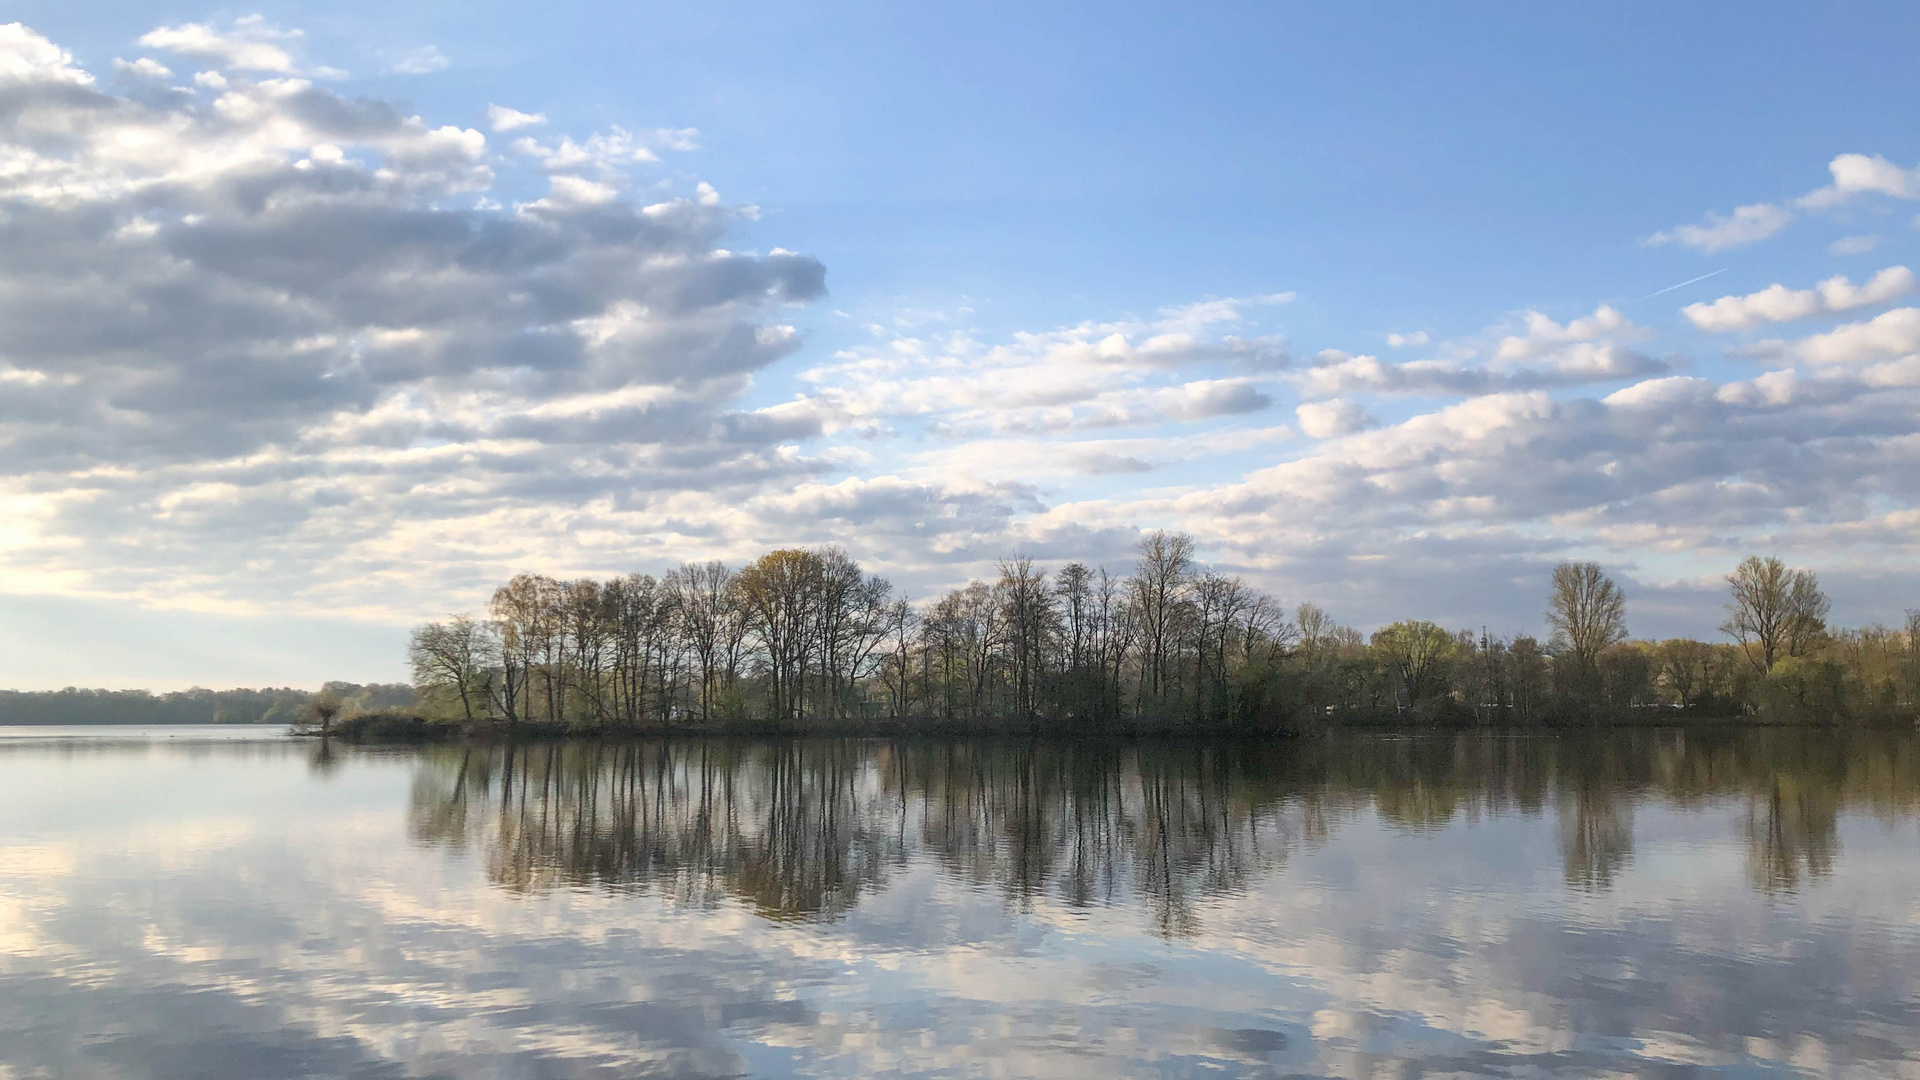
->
487, 104, 547, 131
1386, 331, 1429, 348
0, 21, 827, 617
1682, 266, 1916, 331
1295, 399, 1374, 439
388, 46, 448, 75
1798, 153, 1920, 209
110, 57, 173, 80
1646, 203, 1791, 252
1789, 307, 1920, 368
1494, 305, 1642, 363
1295, 345, 1666, 400
138, 15, 303, 74
1829, 235, 1879, 256
2, 37, 1918, 648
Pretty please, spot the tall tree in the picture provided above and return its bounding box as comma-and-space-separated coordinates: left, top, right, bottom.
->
1722, 556, 1829, 672
1545, 562, 1628, 682
733, 549, 824, 722
1130, 530, 1195, 703
408, 615, 493, 720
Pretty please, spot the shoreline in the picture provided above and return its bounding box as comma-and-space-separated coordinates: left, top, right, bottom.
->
299, 711, 1920, 744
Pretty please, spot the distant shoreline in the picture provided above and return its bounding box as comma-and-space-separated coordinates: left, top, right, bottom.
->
294, 710, 1918, 745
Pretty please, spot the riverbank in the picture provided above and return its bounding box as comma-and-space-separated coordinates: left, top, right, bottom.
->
304, 708, 1920, 743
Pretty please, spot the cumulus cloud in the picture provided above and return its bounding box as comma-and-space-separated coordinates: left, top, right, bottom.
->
138, 15, 306, 75
487, 104, 548, 131
1, 38, 1917, 646
1646, 203, 1791, 252
1829, 234, 1879, 256
1296, 346, 1665, 399
1682, 266, 1916, 331
1788, 308, 1920, 379
0, 21, 826, 615
1295, 399, 1374, 439
1493, 305, 1643, 363
1385, 331, 1429, 348
111, 57, 173, 80
1798, 153, 1920, 209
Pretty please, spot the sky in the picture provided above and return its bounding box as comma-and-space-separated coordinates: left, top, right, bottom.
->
0, 1, 1917, 689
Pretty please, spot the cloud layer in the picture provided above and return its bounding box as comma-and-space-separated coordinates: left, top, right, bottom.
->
0, 19, 1918, 671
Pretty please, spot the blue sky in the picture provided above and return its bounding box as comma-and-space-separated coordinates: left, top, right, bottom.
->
0, 2, 1917, 687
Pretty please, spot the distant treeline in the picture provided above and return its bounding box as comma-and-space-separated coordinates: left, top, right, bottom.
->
401, 534, 1920, 734
0, 682, 413, 726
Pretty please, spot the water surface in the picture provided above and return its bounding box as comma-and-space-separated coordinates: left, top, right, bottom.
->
1, 727, 1917, 1077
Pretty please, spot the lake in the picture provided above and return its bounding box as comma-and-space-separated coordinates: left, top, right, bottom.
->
1, 727, 1917, 1078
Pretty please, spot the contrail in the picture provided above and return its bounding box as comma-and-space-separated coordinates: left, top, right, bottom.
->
1638, 268, 1727, 301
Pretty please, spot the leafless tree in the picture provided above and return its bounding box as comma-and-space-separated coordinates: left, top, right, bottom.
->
1722, 555, 1829, 672
408, 615, 494, 720
1546, 561, 1628, 679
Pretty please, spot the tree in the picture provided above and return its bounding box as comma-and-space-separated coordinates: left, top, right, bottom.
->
733, 549, 824, 722
998, 556, 1055, 721
1545, 562, 1628, 681
305, 688, 344, 735
1722, 556, 1830, 672
1130, 530, 1195, 702
669, 561, 735, 725
1370, 621, 1455, 710
408, 615, 493, 720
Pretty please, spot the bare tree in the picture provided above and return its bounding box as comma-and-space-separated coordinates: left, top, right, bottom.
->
1545, 562, 1628, 680
1722, 556, 1829, 672
668, 561, 735, 725
733, 549, 823, 722
1130, 530, 1196, 702
408, 615, 493, 720
998, 557, 1055, 721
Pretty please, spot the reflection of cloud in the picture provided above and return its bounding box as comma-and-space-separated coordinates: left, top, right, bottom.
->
3, 732, 1920, 1078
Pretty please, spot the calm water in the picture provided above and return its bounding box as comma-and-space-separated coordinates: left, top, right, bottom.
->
1, 728, 1918, 1078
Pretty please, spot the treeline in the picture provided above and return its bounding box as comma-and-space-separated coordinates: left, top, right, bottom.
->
405, 536, 1920, 733
0, 682, 412, 726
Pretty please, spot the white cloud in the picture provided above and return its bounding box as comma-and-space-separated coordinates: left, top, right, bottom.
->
138, 15, 301, 74
1682, 266, 1916, 331
1494, 305, 1641, 362
388, 45, 448, 75
1798, 153, 1920, 209
1296, 344, 1663, 400
487, 104, 548, 131
1, 40, 1917, 651
1790, 307, 1920, 367
1385, 331, 1429, 348
0, 20, 827, 618
1646, 203, 1791, 252
1829, 234, 1879, 256
1296, 399, 1374, 439
111, 57, 173, 80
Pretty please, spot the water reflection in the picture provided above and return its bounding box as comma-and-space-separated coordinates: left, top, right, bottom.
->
409, 730, 1920, 931
4, 727, 1920, 1079
409, 742, 1327, 934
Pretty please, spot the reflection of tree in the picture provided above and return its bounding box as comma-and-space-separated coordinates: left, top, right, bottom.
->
1558, 783, 1634, 890
409, 741, 1329, 934
1745, 776, 1840, 893
405, 730, 1920, 924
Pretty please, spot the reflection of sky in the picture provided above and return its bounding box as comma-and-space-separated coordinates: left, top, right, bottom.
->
0, 733, 1917, 1078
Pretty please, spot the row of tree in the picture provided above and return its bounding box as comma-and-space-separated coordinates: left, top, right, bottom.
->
0, 683, 412, 726
404, 538, 1920, 732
